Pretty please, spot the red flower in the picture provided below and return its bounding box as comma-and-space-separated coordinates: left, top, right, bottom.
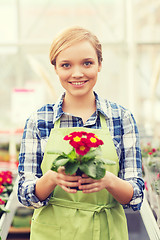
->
64, 133, 75, 141
0, 198, 5, 205
70, 136, 84, 148
152, 148, 156, 153
157, 173, 160, 179
0, 171, 13, 185
5, 171, 12, 176
86, 133, 104, 147
64, 131, 104, 156
148, 152, 153, 155
144, 181, 148, 191
5, 176, 12, 185
64, 132, 87, 148
0, 185, 5, 194
64, 131, 87, 141
75, 145, 90, 156
0, 173, 5, 185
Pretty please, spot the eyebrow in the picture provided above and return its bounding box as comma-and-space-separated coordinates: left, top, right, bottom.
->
59, 60, 70, 63
59, 58, 94, 63
82, 58, 94, 61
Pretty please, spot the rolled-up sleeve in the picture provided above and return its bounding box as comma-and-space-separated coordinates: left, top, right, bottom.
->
18, 113, 51, 209
118, 111, 144, 211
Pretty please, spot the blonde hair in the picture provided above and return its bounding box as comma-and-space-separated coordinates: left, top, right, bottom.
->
49, 26, 103, 66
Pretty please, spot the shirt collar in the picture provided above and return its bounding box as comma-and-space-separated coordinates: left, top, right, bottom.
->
94, 92, 109, 119
52, 93, 65, 124
52, 91, 109, 124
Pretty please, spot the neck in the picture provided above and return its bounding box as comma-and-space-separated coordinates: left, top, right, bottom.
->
64, 91, 95, 108
62, 91, 96, 123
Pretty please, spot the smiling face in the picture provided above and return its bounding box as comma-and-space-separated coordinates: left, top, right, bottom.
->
54, 40, 101, 99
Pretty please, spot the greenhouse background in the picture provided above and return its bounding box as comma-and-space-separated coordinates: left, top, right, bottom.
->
0, 0, 160, 137
0, 0, 160, 239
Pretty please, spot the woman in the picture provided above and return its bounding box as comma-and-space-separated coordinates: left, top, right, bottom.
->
18, 26, 144, 240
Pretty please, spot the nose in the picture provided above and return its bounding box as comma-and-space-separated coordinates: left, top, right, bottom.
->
72, 66, 84, 78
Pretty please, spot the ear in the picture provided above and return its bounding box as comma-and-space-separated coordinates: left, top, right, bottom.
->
98, 62, 102, 72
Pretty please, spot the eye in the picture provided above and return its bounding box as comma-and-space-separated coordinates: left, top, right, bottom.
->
61, 63, 70, 68
83, 61, 93, 67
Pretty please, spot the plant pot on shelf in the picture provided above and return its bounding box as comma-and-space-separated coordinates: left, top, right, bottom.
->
143, 157, 160, 220
143, 164, 156, 208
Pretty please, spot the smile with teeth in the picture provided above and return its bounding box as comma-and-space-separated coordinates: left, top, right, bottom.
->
70, 81, 87, 86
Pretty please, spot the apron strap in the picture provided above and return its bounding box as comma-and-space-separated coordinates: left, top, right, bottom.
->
49, 197, 118, 240
49, 197, 118, 211
54, 118, 61, 129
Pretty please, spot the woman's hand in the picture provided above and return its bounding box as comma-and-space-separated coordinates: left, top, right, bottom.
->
54, 167, 81, 193
78, 172, 109, 193
78, 171, 134, 205
35, 168, 81, 201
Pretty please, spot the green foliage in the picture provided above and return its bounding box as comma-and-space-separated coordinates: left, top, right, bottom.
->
50, 147, 116, 179
55, 158, 70, 168
79, 161, 97, 179
65, 162, 80, 175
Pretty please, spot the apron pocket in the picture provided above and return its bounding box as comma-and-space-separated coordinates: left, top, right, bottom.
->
30, 218, 61, 240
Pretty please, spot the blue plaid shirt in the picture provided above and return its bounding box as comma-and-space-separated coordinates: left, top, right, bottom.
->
18, 92, 144, 210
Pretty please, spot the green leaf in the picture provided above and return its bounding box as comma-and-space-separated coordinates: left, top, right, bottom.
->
55, 158, 70, 167
79, 161, 97, 178
81, 148, 102, 163
0, 206, 10, 213
79, 160, 107, 180
47, 151, 69, 161
56, 153, 68, 160
51, 155, 68, 168
84, 148, 101, 158
47, 151, 64, 155
55, 155, 68, 160
99, 158, 116, 165
95, 164, 106, 179
67, 149, 77, 162
65, 162, 79, 175
51, 164, 58, 172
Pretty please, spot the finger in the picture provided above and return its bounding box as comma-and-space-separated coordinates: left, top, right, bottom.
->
60, 184, 77, 193
79, 182, 99, 191
81, 184, 100, 193
82, 188, 99, 193
58, 166, 66, 174
79, 178, 96, 185
58, 167, 80, 178
61, 174, 81, 182
71, 172, 77, 176
58, 178, 80, 188
81, 174, 88, 178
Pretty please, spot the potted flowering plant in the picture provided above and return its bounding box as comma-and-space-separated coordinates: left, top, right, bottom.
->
0, 171, 13, 218
49, 131, 115, 180
141, 142, 160, 226
151, 173, 160, 196
141, 142, 160, 158
141, 142, 160, 171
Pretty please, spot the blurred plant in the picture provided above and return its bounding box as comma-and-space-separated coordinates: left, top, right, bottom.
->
0, 171, 13, 218
141, 142, 160, 158
151, 173, 160, 195
141, 142, 160, 172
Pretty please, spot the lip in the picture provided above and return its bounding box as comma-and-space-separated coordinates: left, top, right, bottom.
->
69, 80, 88, 87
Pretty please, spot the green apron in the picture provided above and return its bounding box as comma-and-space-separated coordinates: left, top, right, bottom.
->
30, 114, 128, 240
